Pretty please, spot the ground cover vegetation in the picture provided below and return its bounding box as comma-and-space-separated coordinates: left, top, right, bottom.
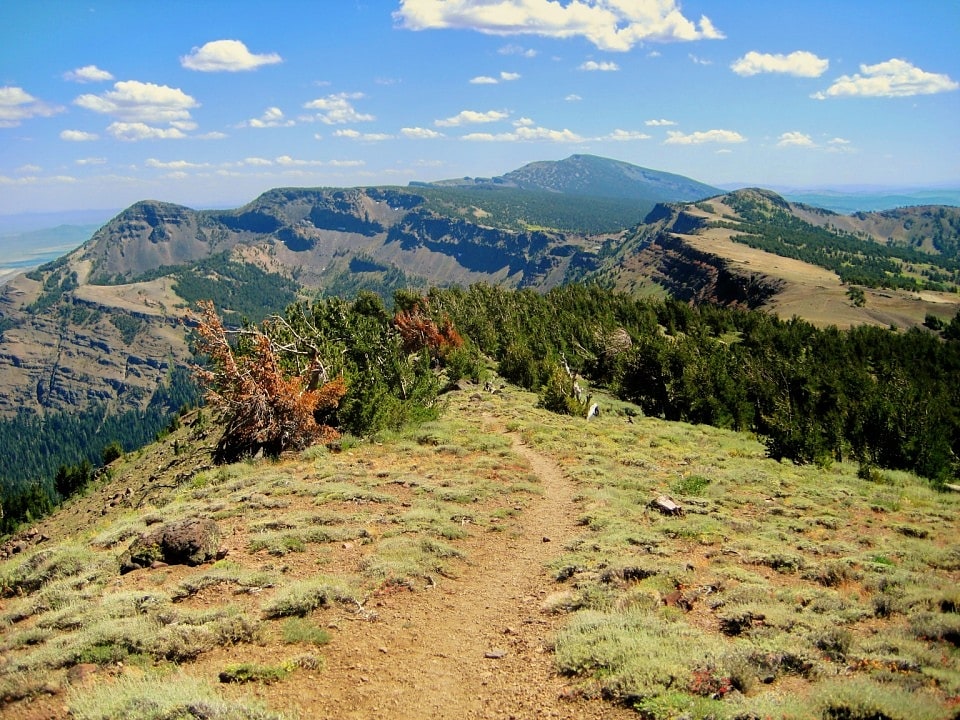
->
0, 382, 957, 719
721, 192, 960, 293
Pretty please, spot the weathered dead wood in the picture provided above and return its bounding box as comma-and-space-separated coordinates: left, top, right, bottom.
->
649, 495, 684, 516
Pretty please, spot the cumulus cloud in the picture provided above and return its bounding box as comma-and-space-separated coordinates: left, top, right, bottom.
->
645, 118, 677, 126
0, 174, 76, 186
394, 0, 723, 51
0, 86, 63, 127
181, 39, 282, 72
777, 131, 815, 147
246, 107, 295, 128
462, 122, 583, 143
499, 43, 537, 57
145, 158, 209, 169
813, 58, 959, 99
63, 65, 114, 83
60, 129, 99, 141
580, 60, 619, 71
471, 70, 521, 84
275, 155, 325, 167
334, 129, 394, 141
565, 94, 582, 102
664, 129, 745, 145
74, 80, 198, 125
401, 126, 445, 139
75, 157, 107, 165
600, 129, 652, 141
243, 157, 273, 166
304, 93, 374, 124
731, 50, 828, 77
17, 164, 42, 174
107, 122, 187, 141
435, 109, 509, 127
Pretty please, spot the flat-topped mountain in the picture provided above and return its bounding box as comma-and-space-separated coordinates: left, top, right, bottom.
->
1, 157, 958, 426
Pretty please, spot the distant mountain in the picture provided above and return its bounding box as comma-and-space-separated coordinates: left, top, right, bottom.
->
781, 189, 960, 214
2, 158, 958, 423
422, 153, 720, 203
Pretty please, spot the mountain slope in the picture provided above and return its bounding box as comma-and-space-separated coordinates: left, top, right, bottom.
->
426, 153, 720, 202
2, 385, 957, 719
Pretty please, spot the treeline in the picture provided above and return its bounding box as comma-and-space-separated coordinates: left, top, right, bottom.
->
0, 368, 199, 534
723, 194, 960, 292
424, 284, 960, 485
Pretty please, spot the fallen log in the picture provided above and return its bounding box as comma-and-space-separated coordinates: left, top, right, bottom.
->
649, 495, 684, 517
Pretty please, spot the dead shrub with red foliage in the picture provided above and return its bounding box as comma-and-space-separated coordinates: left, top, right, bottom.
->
393, 302, 463, 359
190, 300, 346, 462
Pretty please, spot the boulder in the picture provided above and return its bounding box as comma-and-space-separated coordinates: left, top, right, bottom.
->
120, 517, 220, 574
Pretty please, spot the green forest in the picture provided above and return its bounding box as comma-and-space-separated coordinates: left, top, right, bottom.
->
721, 193, 960, 292
3, 283, 959, 536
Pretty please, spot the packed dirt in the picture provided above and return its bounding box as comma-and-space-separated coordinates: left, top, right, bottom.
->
250, 436, 634, 719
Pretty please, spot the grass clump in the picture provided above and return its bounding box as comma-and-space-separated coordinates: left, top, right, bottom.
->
261, 576, 362, 618
68, 673, 286, 719
280, 617, 331, 646
815, 676, 950, 720
361, 536, 463, 588
219, 661, 292, 684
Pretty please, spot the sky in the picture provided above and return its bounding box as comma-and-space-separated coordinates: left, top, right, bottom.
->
1, 0, 958, 215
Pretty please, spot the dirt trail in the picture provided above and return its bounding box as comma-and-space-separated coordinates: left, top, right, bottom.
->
267, 435, 633, 720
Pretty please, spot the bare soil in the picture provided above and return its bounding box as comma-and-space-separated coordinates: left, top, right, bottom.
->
238, 436, 634, 720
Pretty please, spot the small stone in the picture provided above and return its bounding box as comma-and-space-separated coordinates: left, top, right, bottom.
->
484, 649, 507, 659
378, 646, 389, 654
542, 536, 551, 543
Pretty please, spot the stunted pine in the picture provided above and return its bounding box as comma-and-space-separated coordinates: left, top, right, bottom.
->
191, 300, 346, 462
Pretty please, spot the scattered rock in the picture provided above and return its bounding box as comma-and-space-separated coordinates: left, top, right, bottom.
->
541, 536, 551, 543
119, 517, 220, 574
67, 663, 98, 684
649, 495, 684, 517
484, 649, 508, 659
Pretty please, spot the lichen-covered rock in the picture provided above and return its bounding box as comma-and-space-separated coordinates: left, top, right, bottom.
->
120, 517, 220, 574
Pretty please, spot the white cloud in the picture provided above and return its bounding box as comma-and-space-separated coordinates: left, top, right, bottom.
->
777, 131, 815, 147
181, 39, 282, 72
243, 157, 273, 166
463, 124, 583, 142
827, 137, 855, 154
580, 60, 619, 72
246, 107, 295, 128
334, 129, 393, 141
63, 64, 114, 83
394, 0, 724, 52
813, 58, 959, 99
107, 122, 187, 141
401, 126, 444, 139
565, 94, 582, 102
60, 129, 99, 141
731, 51, 828, 78
74, 80, 198, 125
0, 174, 76, 186
828, 137, 850, 145
0, 86, 63, 127
600, 129, 651, 141
303, 93, 374, 124
17, 164, 42, 174
435, 109, 509, 127
327, 159, 365, 167
470, 71, 521, 85
689, 54, 712, 66
664, 129, 745, 145
75, 157, 107, 165
275, 155, 326, 167
499, 44, 537, 58
645, 118, 677, 126
145, 158, 209, 169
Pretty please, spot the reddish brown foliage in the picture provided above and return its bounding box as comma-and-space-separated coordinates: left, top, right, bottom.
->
394, 303, 463, 358
190, 300, 346, 461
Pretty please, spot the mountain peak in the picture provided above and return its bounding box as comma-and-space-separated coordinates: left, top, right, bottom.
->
424, 155, 719, 204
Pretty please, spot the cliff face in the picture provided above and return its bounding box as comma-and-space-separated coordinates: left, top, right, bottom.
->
0, 187, 593, 417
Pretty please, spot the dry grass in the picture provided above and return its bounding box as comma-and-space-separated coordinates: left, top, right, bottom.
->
1, 383, 958, 719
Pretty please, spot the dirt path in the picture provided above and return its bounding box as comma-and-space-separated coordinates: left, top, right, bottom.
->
266, 435, 634, 719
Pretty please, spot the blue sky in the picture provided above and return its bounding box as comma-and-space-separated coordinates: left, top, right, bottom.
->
1, 0, 958, 215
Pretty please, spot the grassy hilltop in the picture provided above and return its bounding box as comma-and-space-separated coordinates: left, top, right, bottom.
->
1, 382, 958, 720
